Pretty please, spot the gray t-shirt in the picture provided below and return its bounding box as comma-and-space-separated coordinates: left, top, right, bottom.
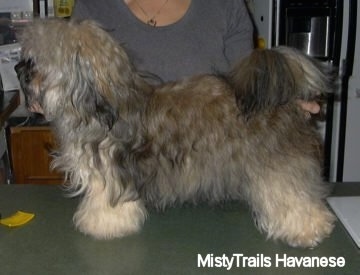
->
72, 0, 254, 83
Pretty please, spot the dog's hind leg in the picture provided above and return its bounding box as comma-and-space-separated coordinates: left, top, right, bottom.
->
72, 175, 148, 240
244, 157, 335, 248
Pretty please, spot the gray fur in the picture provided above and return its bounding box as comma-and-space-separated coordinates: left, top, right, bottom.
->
16, 19, 335, 247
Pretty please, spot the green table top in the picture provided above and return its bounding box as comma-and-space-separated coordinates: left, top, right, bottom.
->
0, 183, 359, 274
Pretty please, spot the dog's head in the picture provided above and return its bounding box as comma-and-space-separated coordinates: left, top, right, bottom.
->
15, 19, 141, 127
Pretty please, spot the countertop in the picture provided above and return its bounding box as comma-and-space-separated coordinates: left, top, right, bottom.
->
0, 183, 359, 274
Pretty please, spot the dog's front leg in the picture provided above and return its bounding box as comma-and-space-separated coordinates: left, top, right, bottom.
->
72, 176, 147, 240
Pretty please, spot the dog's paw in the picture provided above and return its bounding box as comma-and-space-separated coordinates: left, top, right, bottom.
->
282, 204, 336, 248
257, 201, 336, 248
73, 199, 148, 240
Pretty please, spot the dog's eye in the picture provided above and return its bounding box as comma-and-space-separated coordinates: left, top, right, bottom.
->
25, 74, 32, 83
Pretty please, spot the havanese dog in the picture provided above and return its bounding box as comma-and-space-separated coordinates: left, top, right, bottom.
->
15, 19, 335, 248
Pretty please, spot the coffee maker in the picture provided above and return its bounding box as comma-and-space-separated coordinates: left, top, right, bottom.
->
278, 0, 337, 60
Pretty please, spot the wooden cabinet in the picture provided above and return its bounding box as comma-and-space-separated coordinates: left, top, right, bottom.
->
10, 126, 63, 184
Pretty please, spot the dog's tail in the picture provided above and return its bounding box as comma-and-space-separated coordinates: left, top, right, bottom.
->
229, 46, 334, 119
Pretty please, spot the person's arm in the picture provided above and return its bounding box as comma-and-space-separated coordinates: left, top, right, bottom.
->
223, 0, 254, 66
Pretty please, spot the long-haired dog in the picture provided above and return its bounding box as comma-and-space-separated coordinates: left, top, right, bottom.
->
15, 19, 335, 248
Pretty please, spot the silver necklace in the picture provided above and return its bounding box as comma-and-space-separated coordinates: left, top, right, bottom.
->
134, 0, 169, 27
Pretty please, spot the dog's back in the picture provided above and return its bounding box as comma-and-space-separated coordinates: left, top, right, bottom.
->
136, 48, 330, 208
138, 75, 244, 206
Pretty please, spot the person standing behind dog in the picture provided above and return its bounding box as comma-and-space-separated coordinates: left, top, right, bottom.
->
72, 0, 254, 84
72, 0, 320, 114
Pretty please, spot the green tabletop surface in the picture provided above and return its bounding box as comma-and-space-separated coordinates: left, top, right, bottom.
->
0, 183, 359, 274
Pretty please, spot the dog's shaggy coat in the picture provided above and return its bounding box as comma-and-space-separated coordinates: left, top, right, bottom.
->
15, 19, 335, 248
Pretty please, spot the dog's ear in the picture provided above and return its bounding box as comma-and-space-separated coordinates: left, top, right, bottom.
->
70, 83, 118, 129
229, 49, 297, 118
66, 20, 148, 129
69, 53, 118, 129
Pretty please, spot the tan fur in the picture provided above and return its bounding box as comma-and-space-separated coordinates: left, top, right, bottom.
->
15, 19, 335, 247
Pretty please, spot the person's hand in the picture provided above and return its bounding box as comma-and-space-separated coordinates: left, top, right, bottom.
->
297, 100, 320, 115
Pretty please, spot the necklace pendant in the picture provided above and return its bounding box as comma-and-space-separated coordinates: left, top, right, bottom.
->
147, 18, 157, 27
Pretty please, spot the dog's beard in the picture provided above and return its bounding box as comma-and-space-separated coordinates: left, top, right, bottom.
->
22, 84, 44, 114
26, 100, 43, 114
